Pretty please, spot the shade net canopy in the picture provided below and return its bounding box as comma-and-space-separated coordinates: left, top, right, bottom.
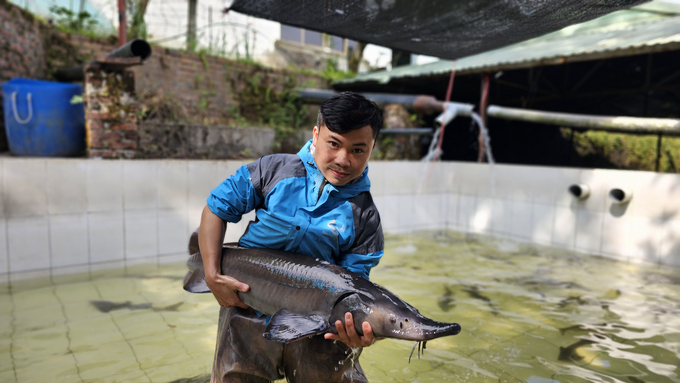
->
229, 0, 648, 60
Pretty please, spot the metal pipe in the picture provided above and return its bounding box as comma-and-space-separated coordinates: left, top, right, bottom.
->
54, 39, 152, 82
298, 89, 444, 114
486, 105, 680, 135
117, 0, 126, 46
379, 128, 434, 135
106, 39, 152, 61
302, 89, 680, 136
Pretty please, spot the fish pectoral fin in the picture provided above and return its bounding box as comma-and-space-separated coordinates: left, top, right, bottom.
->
263, 309, 329, 343
182, 269, 210, 293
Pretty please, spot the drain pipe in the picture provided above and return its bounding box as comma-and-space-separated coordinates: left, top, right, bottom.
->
568, 184, 591, 200
609, 188, 633, 204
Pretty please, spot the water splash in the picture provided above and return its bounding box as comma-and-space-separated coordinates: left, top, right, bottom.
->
470, 112, 495, 164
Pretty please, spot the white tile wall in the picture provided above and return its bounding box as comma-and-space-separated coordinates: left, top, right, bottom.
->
7, 216, 50, 273
87, 160, 123, 212
4, 159, 47, 218
574, 209, 604, 254
413, 193, 445, 229
660, 219, 680, 267
187, 206, 202, 234
458, 194, 476, 232
491, 199, 511, 235
2, 158, 680, 277
49, 214, 89, 268
626, 171, 676, 218
419, 162, 449, 194
366, 162, 386, 196
601, 213, 632, 260
446, 193, 459, 228
157, 161, 188, 210
123, 161, 158, 210
188, 161, 219, 211
531, 203, 555, 245
89, 211, 125, 264
397, 194, 415, 230
47, 160, 88, 215
552, 168, 583, 207
628, 215, 662, 264
433, 193, 448, 228
0, 159, 4, 218
158, 209, 188, 255
510, 200, 533, 239
457, 163, 493, 197
124, 209, 158, 260
0, 219, 7, 274
471, 197, 493, 234
413, 194, 430, 229
376, 195, 399, 233
552, 206, 577, 248
383, 162, 416, 195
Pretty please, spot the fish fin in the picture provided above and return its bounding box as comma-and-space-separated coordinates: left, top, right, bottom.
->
183, 268, 210, 293
188, 228, 200, 255
263, 309, 329, 343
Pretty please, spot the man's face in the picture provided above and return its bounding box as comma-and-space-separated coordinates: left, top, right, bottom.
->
312, 124, 376, 186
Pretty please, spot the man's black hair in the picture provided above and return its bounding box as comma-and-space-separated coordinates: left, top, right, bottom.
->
317, 92, 383, 139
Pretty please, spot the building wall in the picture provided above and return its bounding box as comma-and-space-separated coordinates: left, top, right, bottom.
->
0, 0, 329, 152
2, 158, 679, 283
0, 0, 47, 150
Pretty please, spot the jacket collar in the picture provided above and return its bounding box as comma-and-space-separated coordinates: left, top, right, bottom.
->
297, 139, 371, 198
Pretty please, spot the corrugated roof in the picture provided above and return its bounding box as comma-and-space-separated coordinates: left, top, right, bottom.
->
338, 1, 680, 86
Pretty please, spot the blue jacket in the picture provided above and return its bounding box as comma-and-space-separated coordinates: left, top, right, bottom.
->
207, 140, 384, 279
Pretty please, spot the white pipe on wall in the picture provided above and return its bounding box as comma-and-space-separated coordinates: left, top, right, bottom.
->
568, 184, 591, 200
609, 188, 633, 204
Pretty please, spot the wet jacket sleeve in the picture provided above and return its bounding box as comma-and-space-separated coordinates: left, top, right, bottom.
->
340, 193, 384, 279
207, 164, 262, 223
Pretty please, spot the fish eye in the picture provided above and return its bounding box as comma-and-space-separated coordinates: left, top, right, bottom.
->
405, 319, 409, 322
390, 317, 397, 324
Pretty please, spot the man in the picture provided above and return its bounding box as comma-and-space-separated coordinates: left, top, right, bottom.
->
198, 91, 385, 383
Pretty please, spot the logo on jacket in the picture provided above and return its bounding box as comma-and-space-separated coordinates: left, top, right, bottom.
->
324, 220, 346, 240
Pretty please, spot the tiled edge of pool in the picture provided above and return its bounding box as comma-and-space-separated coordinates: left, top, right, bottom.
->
1, 158, 678, 282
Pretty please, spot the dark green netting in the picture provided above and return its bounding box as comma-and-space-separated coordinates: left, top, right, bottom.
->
229, 0, 648, 59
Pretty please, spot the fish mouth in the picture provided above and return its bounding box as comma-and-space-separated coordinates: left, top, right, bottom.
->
403, 322, 462, 341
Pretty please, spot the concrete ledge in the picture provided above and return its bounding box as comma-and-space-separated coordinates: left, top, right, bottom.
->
138, 123, 277, 159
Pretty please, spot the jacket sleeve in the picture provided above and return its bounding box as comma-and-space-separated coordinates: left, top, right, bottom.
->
340, 193, 384, 279
207, 164, 262, 223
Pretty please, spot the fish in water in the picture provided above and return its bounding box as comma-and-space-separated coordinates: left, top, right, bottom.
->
183, 232, 461, 361
90, 300, 184, 313
558, 338, 596, 361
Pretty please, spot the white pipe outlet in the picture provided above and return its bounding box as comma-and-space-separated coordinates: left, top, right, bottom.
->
609, 188, 633, 204
568, 184, 591, 200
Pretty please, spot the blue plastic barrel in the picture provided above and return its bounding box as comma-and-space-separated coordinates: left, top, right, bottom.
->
2, 78, 85, 156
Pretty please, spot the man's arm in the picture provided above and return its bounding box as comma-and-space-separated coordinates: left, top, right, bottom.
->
198, 205, 250, 309
325, 193, 384, 347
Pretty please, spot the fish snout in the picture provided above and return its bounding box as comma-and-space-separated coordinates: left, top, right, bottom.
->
407, 320, 462, 341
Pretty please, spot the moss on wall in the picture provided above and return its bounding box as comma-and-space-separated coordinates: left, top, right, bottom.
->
562, 128, 680, 173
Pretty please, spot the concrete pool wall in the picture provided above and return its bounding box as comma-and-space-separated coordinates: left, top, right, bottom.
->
1, 158, 679, 281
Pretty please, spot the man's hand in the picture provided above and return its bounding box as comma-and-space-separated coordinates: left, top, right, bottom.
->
199, 205, 250, 309
205, 273, 250, 309
324, 312, 381, 348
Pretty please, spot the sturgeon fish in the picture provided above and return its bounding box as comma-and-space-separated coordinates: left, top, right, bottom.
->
183, 232, 461, 360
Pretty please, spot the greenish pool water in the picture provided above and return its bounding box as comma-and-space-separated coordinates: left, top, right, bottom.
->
1, 231, 679, 383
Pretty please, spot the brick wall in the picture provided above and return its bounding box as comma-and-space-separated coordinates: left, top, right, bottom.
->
0, 0, 329, 155
0, 0, 46, 150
